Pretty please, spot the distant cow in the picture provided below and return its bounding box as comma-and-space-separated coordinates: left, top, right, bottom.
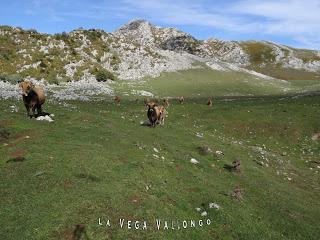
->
163, 99, 170, 108
114, 95, 121, 105
19, 81, 45, 118
207, 97, 213, 106
178, 96, 184, 104
144, 97, 150, 106
147, 102, 160, 127
158, 106, 167, 126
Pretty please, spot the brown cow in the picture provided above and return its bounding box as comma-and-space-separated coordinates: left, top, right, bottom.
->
147, 102, 160, 127
114, 95, 121, 105
19, 81, 45, 118
144, 97, 150, 106
207, 97, 213, 106
163, 98, 170, 108
158, 106, 167, 126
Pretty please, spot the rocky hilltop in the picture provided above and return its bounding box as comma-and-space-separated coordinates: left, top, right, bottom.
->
1, 19, 320, 83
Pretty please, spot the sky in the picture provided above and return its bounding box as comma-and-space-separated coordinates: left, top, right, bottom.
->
0, 0, 319, 50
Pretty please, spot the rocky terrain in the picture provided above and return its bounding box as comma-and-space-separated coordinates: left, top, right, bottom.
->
1, 19, 320, 85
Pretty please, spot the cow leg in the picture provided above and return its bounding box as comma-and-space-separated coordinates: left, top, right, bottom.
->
36, 104, 43, 115
31, 105, 37, 118
25, 104, 32, 118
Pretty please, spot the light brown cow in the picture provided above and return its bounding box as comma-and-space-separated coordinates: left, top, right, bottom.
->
158, 106, 167, 126
19, 81, 46, 118
163, 99, 170, 108
144, 97, 150, 106
207, 97, 213, 106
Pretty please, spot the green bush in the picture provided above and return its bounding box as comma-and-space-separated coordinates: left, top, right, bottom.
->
95, 69, 116, 82
39, 60, 47, 68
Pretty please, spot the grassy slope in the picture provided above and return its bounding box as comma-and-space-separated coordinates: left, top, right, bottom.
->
0, 94, 319, 239
239, 42, 320, 81
114, 68, 320, 98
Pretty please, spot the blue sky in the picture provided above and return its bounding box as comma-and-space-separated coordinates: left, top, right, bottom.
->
1, 0, 319, 49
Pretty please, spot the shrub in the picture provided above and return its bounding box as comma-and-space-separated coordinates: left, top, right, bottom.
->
39, 60, 47, 68
110, 53, 121, 70
95, 69, 116, 82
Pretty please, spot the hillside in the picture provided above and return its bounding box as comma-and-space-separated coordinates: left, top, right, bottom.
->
1, 19, 320, 84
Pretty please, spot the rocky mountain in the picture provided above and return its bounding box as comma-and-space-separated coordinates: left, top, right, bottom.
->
1, 19, 320, 83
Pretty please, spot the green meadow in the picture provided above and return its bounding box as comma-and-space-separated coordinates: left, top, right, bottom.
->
0, 70, 320, 239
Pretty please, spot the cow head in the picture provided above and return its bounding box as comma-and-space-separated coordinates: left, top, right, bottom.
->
19, 81, 34, 97
147, 102, 157, 109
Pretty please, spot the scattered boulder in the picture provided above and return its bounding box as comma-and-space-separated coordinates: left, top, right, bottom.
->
190, 158, 199, 164
10, 105, 19, 112
134, 142, 146, 150
311, 132, 320, 141
36, 115, 54, 122
209, 202, 220, 210
201, 211, 208, 216
195, 132, 204, 138
140, 120, 151, 126
215, 150, 224, 155
253, 159, 264, 166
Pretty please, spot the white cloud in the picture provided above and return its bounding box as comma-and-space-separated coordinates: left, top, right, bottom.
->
230, 0, 320, 49
121, 0, 320, 49
22, 0, 320, 49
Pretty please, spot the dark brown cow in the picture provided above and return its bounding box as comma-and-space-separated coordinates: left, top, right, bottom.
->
147, 102, 160, 127
114, 95, 121, 105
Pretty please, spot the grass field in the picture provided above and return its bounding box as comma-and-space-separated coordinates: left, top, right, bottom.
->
1, 89, 320, 239
114, 68, 320, 98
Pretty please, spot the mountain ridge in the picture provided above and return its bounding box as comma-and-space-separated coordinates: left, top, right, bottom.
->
0, 19, 320, 83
